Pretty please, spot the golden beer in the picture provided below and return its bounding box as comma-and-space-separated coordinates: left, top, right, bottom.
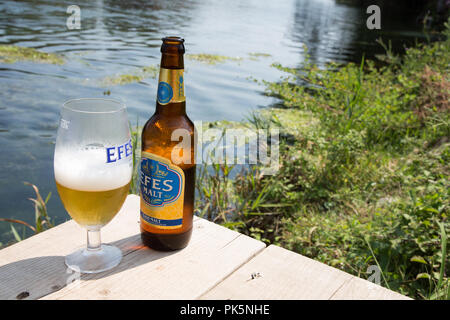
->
54, 144, 132, 229
55, 181, 130, 227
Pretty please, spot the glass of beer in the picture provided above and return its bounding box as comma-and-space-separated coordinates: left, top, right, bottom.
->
54, 98, 132, 273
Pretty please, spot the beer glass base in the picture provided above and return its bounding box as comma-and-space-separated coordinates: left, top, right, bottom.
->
65, 244, 122, 274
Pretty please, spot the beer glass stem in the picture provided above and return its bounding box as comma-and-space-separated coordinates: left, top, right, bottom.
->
86, 229, 102, 251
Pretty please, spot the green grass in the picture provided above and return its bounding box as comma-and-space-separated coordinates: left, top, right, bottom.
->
129, 119, 142, 195
0, 45, 64, 64
194, 20, 450, 299
0, 182, 54, 247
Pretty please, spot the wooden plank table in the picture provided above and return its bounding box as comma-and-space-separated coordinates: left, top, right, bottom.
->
0, 195, 410, 300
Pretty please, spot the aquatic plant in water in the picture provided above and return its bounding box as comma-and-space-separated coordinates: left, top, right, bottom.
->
101, 64, 159, 86
186, 53, 242, 65
0, 45, 64, 64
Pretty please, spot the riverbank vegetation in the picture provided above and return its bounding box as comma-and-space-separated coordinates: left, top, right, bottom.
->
0, 183, 53, 243
1, 20, 448, 300
195, 22, 449, 299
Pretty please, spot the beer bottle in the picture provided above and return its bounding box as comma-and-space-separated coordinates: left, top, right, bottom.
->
140, 37, 196, 251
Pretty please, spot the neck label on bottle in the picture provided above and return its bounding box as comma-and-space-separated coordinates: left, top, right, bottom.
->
157, 68, 185, 105
140, 151, 185, 229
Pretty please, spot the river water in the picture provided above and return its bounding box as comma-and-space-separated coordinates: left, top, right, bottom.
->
0, 0, 429, 244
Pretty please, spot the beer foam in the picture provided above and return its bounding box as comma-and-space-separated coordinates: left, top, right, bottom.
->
54, 147, 132, 191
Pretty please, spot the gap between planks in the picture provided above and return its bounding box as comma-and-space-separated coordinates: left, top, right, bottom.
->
194, 233, 266, 300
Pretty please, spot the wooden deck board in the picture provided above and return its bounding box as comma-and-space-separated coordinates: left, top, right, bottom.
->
0, 195, 146, 299
200, 245, 410, 300
0, 195, 410, 300
0, 195, 265, 300
42, 222, 265, 300
329, 275, 409, 300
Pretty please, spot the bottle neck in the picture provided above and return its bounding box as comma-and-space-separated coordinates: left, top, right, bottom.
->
156, 101, 185, 115
155, 52, 185, 116
160, 52, 184, 69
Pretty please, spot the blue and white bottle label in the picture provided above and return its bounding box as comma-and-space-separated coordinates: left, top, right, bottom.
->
140, 151, 185, 229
